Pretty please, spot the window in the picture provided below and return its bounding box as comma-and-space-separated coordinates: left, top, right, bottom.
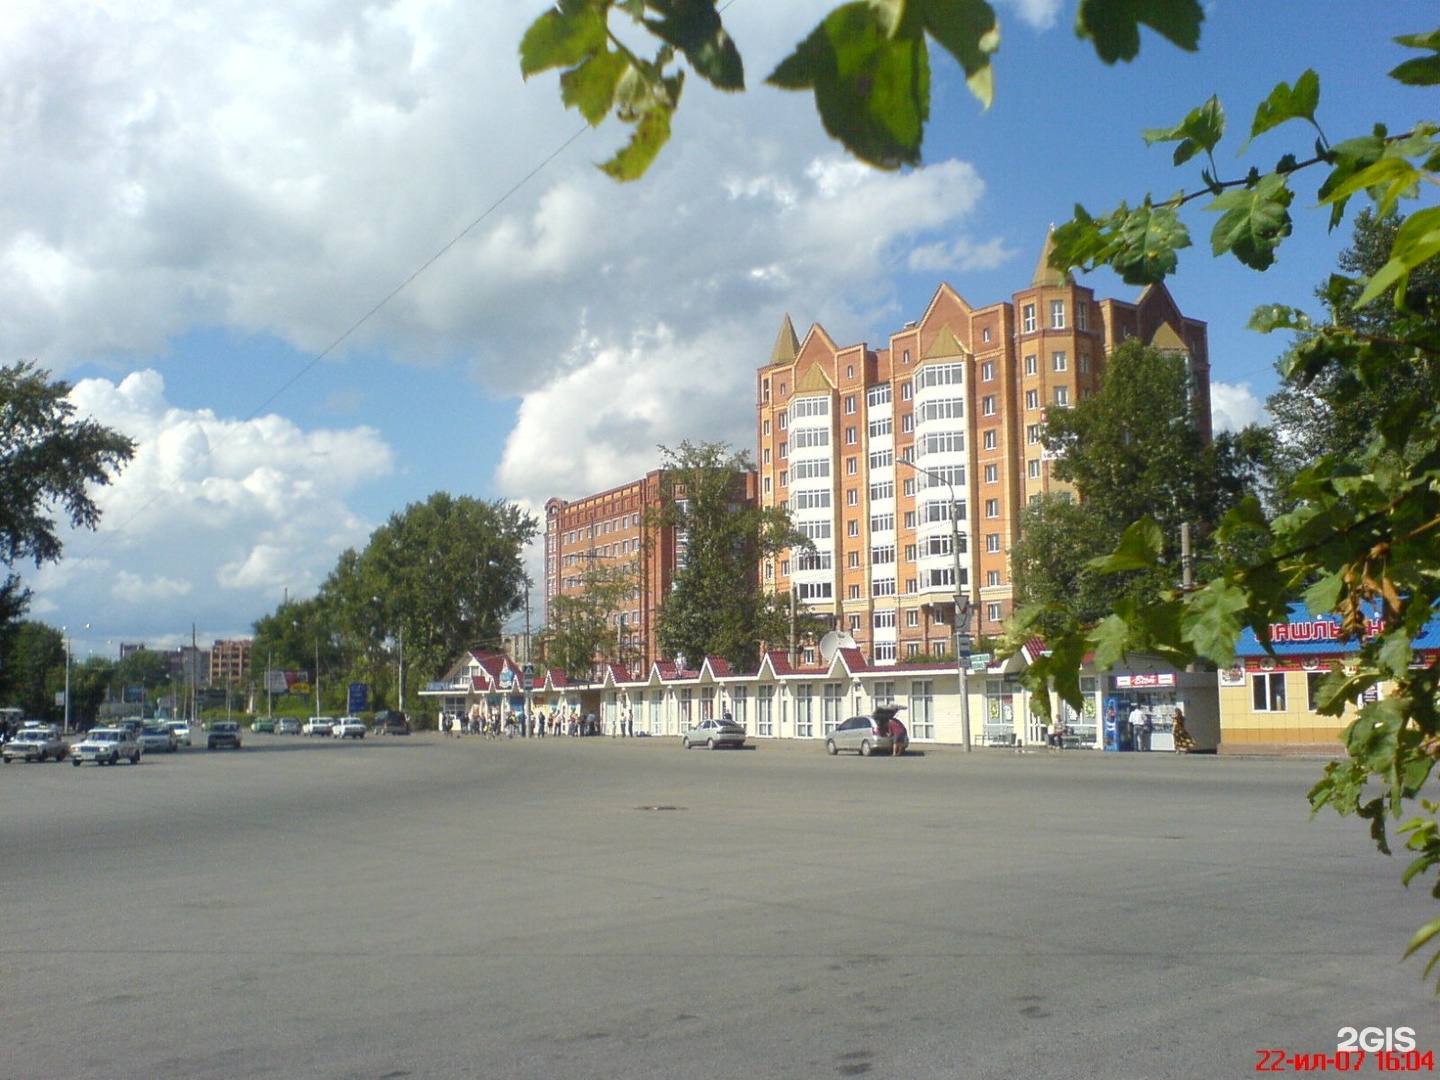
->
1079, 351, 1091, 374
845, 427, 858, 445
823, 683, 845, 733
915, 362, 963, 389
1027, 424, 1043, 445
917, 399, 964, 422
795, 581, 833, 600
794, 684, 814, 738
792, 458, 830, 480
900, 381, 912, 400
794, 489, 831, 510
847, 457, 858, 475
982, 396, 996, 416
778, 471, 787, 487
983, 430, 997, 450
1025, 354, 1038, 376
791, 396, 830, 418
1022, 304, 1036, 333
790, 428, 827, 449
874, 642, 897, 661
984, 464, 998, 483
1026, 389, 1039, 410
848, 584, 862, 600
799, 520, 831, 540
756, 686, 774, 736
919, 432, 964, 455
846, 488, 858, 506
901, 414, 914, 433
904, 544, 916, 562
985, 499, 1000, 519
871, 544, 895, 564
847, 520, 860, 537
986, 533, 1001, 553
763, 477, 771, 494
871, 512, 895, 532
909, 680, 934, 739
1054, 387, 1070, 406
874, 610, 897, 628
907, 642, 921, 658
847, 551, 860, 569
869, 448, 894, 470
1050, 299, 1066, 329
845, 395, 857, 414
794, 551, 831, 571
1252, 672, 1287, 711
778, 407, 787, 426
981, 360, 995, 381
867, 384, 892, 407
763, 448, 770, 464
987, 602, 1003, 622
848, 615, 862, 631
903, 511, 916, 528
869, 416, 894, 438
870, 480, 894, 501
1077, 301, 1090, 331
1028, 459, 1041, 479
1052, 351, 1067, 372
986, 570, 1002, 587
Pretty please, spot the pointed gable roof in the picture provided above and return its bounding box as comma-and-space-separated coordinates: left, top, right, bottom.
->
922, 324, 967, 361
770, 314, 801, 366
796, 363, 834, 394
1032, 226, 1070, 288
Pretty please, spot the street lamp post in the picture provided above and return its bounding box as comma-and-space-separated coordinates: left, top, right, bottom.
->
897, 456, 973, 752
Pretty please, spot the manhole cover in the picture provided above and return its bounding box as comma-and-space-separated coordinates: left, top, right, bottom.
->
637, 805, 686, 811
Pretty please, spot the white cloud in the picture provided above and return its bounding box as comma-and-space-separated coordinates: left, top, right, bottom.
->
998, 0, 1065, 31
24, 371, 394, 647
1210, 381, 1266, 433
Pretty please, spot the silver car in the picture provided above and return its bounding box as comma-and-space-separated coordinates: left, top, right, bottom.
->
825, 707, 908, 756
681, 717, 746, 750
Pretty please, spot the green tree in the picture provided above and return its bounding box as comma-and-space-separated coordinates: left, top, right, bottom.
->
0, 620, 63, 721
0, 361, 134, 645
1010, 495, 1118, 639
1266, 209, 1440, 498
651, 441, 806, 671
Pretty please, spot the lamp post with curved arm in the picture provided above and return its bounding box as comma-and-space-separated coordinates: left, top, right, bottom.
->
896, 456, 973, 752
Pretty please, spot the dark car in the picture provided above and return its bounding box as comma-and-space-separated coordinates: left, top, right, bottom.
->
207, 722, 242, 750
374, 710, 411, 735
825, 705, 908, 756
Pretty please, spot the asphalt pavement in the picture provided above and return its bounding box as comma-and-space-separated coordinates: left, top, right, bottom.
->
3, 733, 1435, 1079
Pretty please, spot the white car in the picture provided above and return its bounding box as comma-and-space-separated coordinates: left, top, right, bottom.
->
332, 717, 366, 739
303, 716, 335, 737
72, 728, 142, 766
137, 724, 178, 754
164, 720, 192, 746
2, 727, 68, 763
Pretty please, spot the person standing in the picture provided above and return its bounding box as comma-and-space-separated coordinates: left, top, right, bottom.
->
1127, 703, 1146, 751
888, 713, 908, 756
1172, 706, 1196, 753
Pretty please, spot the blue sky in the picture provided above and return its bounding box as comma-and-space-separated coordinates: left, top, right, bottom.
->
2, 0, 1431, 657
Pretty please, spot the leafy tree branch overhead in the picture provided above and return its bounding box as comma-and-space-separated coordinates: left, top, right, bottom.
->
520, 0, 1201, 180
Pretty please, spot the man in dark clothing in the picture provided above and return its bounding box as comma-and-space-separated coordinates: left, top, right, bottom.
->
888, 714, 908, 756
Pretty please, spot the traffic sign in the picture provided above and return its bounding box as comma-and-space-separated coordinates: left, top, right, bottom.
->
969, 653, 992, 672
522, 663, 536, 690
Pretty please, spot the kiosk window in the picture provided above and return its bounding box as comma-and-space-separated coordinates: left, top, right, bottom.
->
1253, 672, 1286, 712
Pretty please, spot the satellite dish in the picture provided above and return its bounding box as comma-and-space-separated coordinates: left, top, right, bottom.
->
819, 631, 858, 663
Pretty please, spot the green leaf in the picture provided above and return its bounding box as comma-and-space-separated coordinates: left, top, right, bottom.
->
599, 85, 678, 182
1248, 70, 1320, 142
1391, 30, 1440, 86
1075, 0, 1204, 64
560, 49, 631, 125
1109, 200, 1190, 284
1143, 96, 1225, 166
1247, 304, 1314, 334
766, 2, 929, 170
920, 0, 1000, 108
1355, 205, 1440, 307
1180, 580, 1248, 665
1088, 517, 1164, 573
644, 0, 744, 91
1403, 916, 1440, 961
519, 1, 608, 78
1207, 171, 1293, 270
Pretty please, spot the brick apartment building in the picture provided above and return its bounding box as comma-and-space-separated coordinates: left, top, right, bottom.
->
545, 233, 1208, 671
755, 234, 1209, 662
544, 469, 760, 673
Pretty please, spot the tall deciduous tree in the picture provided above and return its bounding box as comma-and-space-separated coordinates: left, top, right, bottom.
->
0, 361, 134, 644
651, 442, 806, 671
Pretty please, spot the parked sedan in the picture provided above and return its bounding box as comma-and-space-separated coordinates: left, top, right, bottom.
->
251, 717, 276, 733
681, 717, 747, 750
825, 707, 908, 757
303, 717, 334, 737
207, 721, 243, 750
137, 724, 178, 754
275, 718, 302, 735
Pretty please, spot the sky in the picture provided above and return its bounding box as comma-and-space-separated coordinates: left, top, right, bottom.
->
2, 0, 1431, 659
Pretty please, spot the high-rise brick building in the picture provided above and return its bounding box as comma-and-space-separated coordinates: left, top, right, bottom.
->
755, 234, 1209, 662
